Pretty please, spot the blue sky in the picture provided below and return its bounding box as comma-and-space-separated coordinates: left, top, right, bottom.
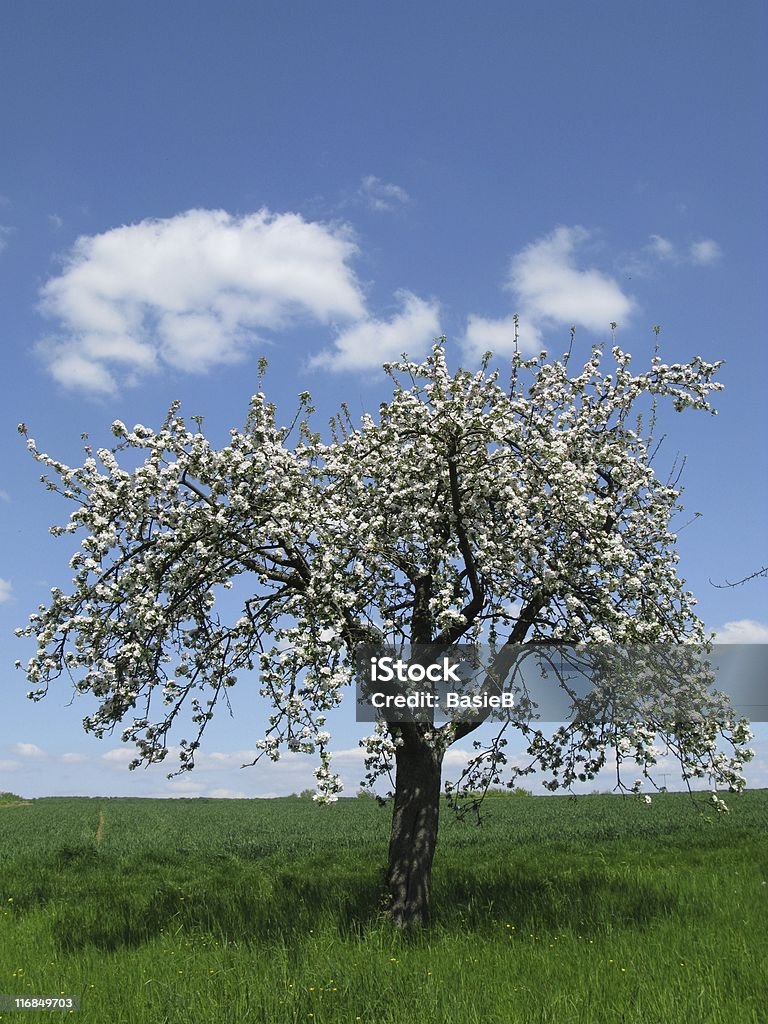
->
1, 1, 766, 799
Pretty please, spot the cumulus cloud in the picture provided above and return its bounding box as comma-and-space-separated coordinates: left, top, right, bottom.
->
359, 175, 411, 211
60, 752, 89, 764
14, 742, 46, 759
309, 290, 441, 371
0, 578, 12, 603
463, 313, 543, 361
463, 226, 635, 360
689, 238, 722, 265
716, 619, 768, 643
509, 226, 634, 330
37, 208, 368, 395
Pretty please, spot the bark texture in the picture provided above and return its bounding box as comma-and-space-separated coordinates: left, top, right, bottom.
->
386, 729, 443, 928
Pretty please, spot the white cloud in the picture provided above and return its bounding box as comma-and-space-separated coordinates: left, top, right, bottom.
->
37, 208, 367, 395
48, 214, 64, 230
60, 752, 89, 764
42, 351, 119, 394
463, 226, 634, 360
359, 175, 411, 211
463, 313, 543, 360
689, 238, 722, 265
205, 751, 241, 764
0, 578, 12, 603
309, 290, 441, 371
0, 226, 12, 254
443, 748, 472, 769
648, 234, 676, 261
208, 787, 249, 799
716, 619, 768, 643
198, 750, 252, 770
323, 746, 366, 765
629, 234, 723, 274
509, 226, 635, 330
0, 490, 10, 503
14, 742, 46, 759
0, 760, 21, 772
101, 747, 134, 763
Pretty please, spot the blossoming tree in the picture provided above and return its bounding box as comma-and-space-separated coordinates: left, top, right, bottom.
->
18, 341, 752, 927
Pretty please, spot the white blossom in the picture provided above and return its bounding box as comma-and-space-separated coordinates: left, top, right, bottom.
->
15, 341, 749, 801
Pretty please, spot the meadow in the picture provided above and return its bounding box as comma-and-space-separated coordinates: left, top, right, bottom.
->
0, 789, 765, 1023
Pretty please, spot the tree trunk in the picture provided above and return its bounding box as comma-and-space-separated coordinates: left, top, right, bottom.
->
386, 730, 443, 928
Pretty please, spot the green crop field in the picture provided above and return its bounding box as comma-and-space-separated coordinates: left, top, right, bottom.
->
0, 790, 766, 1023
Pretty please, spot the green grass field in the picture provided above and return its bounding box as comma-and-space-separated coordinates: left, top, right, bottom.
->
0, 790, 766, 1023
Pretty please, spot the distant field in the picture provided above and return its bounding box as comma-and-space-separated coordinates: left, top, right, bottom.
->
0, 791, 766, 1023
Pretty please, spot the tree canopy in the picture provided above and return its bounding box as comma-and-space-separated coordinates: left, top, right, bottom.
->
17, 340, 753, 925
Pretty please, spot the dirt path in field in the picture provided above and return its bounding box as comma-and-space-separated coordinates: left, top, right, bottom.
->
95, 809, 106, 844
0, 801, 32, 808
